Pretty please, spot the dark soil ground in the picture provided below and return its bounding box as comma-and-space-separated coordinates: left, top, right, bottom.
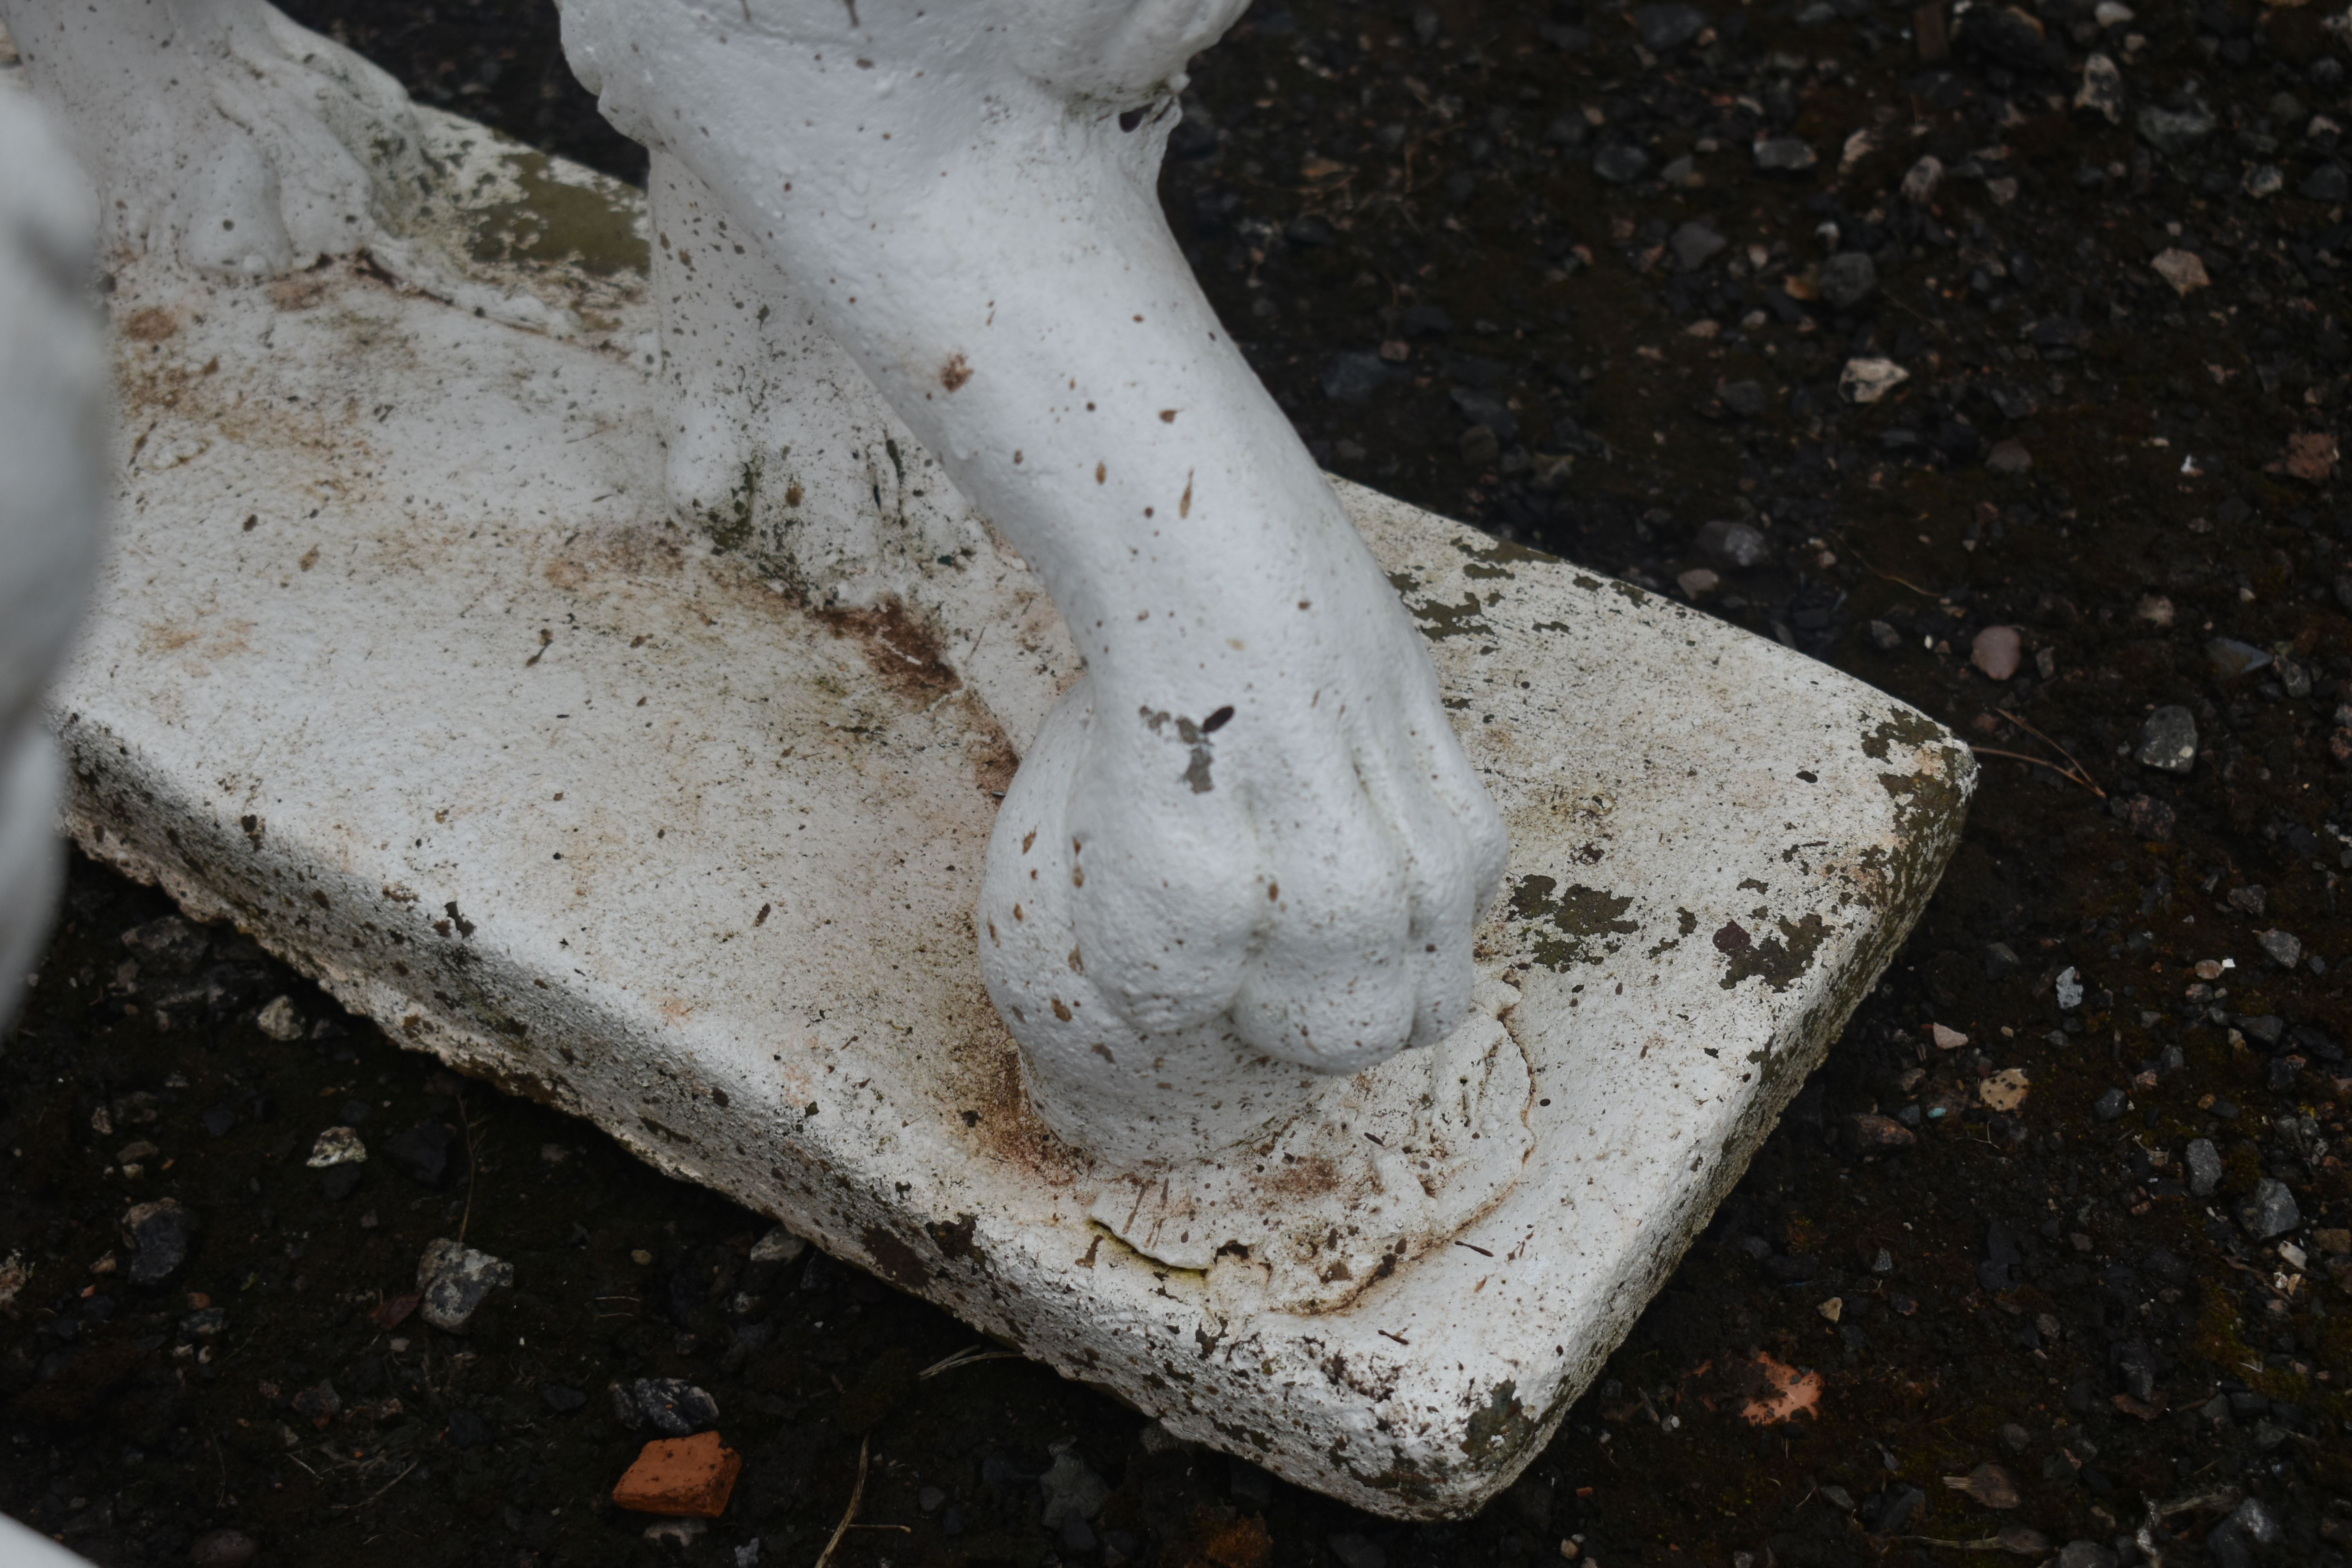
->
8, 1, 2352, 1565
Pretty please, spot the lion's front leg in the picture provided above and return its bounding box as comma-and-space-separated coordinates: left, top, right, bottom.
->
560, 0, 1509, 1167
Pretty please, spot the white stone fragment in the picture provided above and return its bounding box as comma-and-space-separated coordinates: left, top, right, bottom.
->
255, 995, 303, 1040
1840, 357, 1911, 404
306, 1126, 366, 1168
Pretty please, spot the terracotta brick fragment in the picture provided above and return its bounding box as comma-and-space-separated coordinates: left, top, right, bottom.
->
612, 1431, 743, 1518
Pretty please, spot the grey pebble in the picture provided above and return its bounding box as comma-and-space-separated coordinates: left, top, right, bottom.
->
121, 916, 207, 975
1318, 352, 1391, 405
2186, 1138, 2223, 1197
2228, 1497, 2281, 1546
1593, 145, 1651, 184
2258, 929, 2303, 968
611, 1376, 720, 1436
2208, 637, 2273, 680
2134, 706, 2198, 773
1717, 380, 1767, 419
2092, 1088, 2127, 1122
2236, 1179, 2301, 1241
1818, 252, 1877, 308
1670, 220, 1726, 272
1753, 137, 1817, 172
416, 1238, 514, 1333
2055, 1542, 2117, 1568
1038, 1451, 1110, 1531
123, 1198, 196, 1287
749, 1226, 807, 1266
1632, 3, 1708, 53
1696, 519, 1770, 569
2137, 101, 2216, 156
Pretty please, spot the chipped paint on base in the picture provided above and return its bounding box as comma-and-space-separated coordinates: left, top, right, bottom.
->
52, 116, 1973, 1519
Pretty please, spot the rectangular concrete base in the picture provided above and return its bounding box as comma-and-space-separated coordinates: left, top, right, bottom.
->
51, 111, 1974, 1517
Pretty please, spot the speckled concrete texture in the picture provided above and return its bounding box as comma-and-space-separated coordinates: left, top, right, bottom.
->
51, 114, 1973, 1517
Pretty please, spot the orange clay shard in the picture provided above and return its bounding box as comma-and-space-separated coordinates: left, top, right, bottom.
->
612, 1432, 743, 1518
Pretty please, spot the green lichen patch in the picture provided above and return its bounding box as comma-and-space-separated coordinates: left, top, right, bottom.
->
1389, 572, 1494, 640
1511, 875, 1639, 969
1461, 1379, 1528, 1458
1859, 707, 1947, 762
465, 149, 650, 278
1457, 533, 1560, 578
1717, 911, 1832, 992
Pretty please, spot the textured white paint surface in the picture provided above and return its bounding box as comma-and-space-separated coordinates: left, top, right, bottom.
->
54, 118, 1972, 1517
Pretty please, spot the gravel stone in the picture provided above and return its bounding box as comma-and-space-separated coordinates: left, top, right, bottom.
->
1039, 1451, 1112, 1530
2074, 55, 2123, 124
1970, 626, 2022, 680
122, 1198, 195, 1286
2054, 967, 2083, 1009
2207, 637, 2272, 679
1901, 156, 1944, 204
1695, 519, 1769, 569
2134, 706, 2198, 773
1839, 357, 1909, 404
2228, 1497, 2281, 1546
2258, 929, 2303, 967
610, 1376, 720, 1436
254, 995, 303, 1041
1817, 252, 1877, 307
1752, 137, 1817, 172
1318, 352, 1390, 404
190, 1530, 259, 1567
1984, 438, 2033, 475
1592, 145, 1650, 184
121, 916, 207, 974
1670, 220, 1726, 271
306, 1126, 367, 1167
416, 1238, 514, 1332
749, 1227, 806, 1266
2092, 1088, 2127, 1122
1717, 380, 1767, 419
381, 1119, 458, 1187
2055, 1542, 2117, 1568
2136, 101, 2215, 155
1632, 4, 1708, 53
2302, 163, 2350, 202
2236, 1180, 2301, 1240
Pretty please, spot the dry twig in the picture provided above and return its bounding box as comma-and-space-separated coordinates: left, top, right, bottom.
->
331, 1461, 419, 1515
918, 1346, 1023, 1380
813, 1434, 872, 1568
